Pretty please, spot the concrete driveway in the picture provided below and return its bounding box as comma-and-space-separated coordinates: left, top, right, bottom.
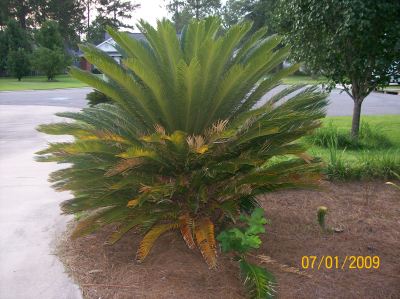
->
0, 106, 82, 299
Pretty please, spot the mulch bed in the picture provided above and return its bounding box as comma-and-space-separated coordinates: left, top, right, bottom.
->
57, 181, 400, 299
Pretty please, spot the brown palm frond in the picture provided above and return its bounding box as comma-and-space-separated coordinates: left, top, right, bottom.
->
136, 222, 179, 262
195, 218, 217, 269
105, 158, 144, 177
71, 207, 114, 239
257, 254, 312, 278
179, 213, 196, 249
154, 124, 166, 135
206, 119, 229, 139
186, 135, 203, 149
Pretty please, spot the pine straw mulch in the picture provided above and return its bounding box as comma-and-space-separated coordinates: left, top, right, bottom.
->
56, 181, 400, 299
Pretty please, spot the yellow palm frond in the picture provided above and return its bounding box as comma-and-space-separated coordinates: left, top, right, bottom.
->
136, 223, 179, 262
126, 198, 140, 208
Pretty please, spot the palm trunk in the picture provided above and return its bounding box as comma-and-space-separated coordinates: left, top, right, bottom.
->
351, 99, 362, 139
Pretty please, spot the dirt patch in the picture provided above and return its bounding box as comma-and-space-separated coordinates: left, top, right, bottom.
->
57, 181, 400, 299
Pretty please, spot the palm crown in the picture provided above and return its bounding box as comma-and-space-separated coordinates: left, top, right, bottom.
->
37, 18, 327, 268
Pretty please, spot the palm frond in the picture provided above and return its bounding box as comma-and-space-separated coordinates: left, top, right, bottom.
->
136, 222, 179, 262
239, 259, 276, 299
179, 213, 196, 249
195, 218, 217, 269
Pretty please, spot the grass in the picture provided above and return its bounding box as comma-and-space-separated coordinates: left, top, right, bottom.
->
306, 115, 400, 180
0, 75, 89, 91
282, 75, 327, 85
0, 74, 324, 91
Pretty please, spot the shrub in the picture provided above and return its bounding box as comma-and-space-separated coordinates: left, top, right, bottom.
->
86, 90, 112, 106
36, 18, 327, 269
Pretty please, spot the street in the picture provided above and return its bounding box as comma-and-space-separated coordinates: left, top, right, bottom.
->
0, 87, 399, 115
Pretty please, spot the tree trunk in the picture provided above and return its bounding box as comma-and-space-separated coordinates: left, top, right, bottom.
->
351, 99, 362, 139
87, 1, 90, 30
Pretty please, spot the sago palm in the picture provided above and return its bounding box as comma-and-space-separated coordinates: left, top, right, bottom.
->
37, 18, 327, 269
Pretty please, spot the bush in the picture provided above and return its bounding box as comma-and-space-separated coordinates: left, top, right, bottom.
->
37, 19, 327, 271
86, 90, 112, 106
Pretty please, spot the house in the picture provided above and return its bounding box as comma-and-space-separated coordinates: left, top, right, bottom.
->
79, 32, 146, 71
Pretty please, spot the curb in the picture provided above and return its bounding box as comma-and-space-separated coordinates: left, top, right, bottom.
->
375, 89, 400, 95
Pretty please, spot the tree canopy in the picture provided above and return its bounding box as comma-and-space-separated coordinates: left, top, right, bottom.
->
32, 20, 69, 80
166, 0, 221, 32
223, 0, 277, 33
275, 0, 400, 138
96, 0, 140, 29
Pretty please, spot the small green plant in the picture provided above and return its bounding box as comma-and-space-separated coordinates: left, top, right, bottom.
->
217, 208, 276, 299
317, 206, 328, 230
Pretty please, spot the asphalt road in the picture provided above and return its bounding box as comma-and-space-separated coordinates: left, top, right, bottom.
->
0, 86, 399, 115
0, 106, 82, 299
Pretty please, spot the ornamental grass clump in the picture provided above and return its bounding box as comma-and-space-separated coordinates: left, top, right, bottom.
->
37, 18, 327, 269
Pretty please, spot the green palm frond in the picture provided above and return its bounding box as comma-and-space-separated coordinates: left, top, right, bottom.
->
37, 17, 328, 269
239, 259, 276, 299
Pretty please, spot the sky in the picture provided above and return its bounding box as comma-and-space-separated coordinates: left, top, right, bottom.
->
130, 0, 169, 30
127, 0, 227, 32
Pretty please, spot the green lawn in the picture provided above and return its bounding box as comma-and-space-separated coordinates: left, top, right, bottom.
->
307, 115, 400, 180
0, 74, 324, 91
282, 75, 327, 85
0, 75, 89, 91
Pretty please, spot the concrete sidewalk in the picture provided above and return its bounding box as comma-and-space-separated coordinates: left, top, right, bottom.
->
0, 106, 82, 299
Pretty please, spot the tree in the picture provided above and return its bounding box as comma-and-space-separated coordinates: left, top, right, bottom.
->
44, 0, 86, 47
222, 0, 278, 33
183, 0, 221, 19
35, 19, 64, 50
82, 0, 98, 30
3, 19, 32, 79
37, 19, 327, 271
3, 19, 31, 51
7, 47, 30, 80
96, 0, 140, 29
166, 0, 192, 33
2, 0, 85, 47
276, 0, 400, 139
31, 47, 66, 80
166, 0, 221, 32
0, 0, 10, 27
86, 16, 108, 44
0, 30, 7, 74
32, 20, 69, 80
5, 0, 43, 29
